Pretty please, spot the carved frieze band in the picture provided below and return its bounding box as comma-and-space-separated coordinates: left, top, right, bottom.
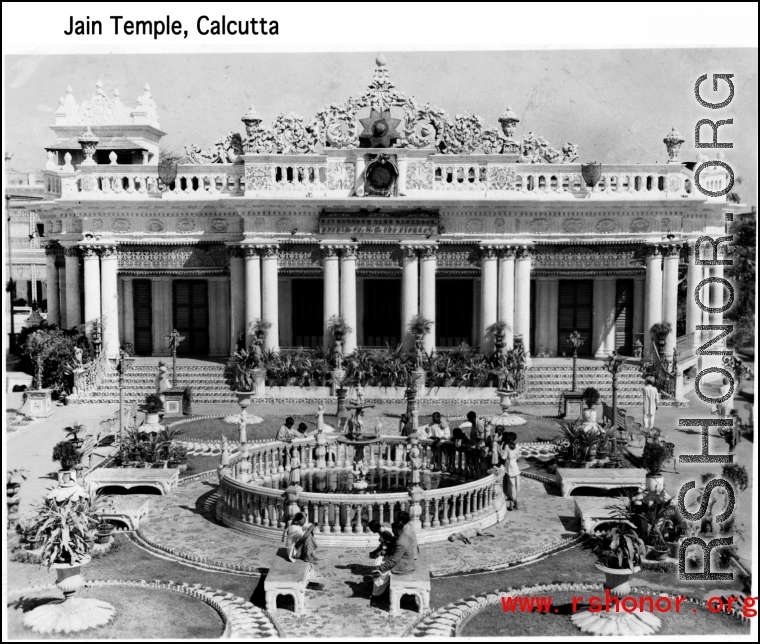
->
117, 244, 229, 270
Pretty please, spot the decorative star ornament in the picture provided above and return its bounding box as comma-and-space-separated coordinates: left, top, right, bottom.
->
359, 108, 401, 148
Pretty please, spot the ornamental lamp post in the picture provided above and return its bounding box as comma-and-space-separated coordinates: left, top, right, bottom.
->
164, 329, 185, 388
567, 330, 584, 391
605, 349, 628, 431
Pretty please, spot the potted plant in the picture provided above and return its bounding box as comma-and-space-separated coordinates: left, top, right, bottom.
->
650, 322, 672, 356
326, 315, 352, 342
592, 524, 646, 595
32, 485, 98, 567
167, 442, 188, 469
95, 520, 114, 544
408, 314, 433, 340
721, 463, 749, 492
64, 422, 86, 448
144, 393, 163, 424
642, 440, 673, 493
52, 441, 82, 486
582, 387, 600, 422
252, 318, 272, 341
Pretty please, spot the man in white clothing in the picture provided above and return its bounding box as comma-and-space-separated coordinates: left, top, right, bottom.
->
642, 376, 659, 431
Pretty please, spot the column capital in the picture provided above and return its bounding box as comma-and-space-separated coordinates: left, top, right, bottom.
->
79, 245, 100, 259
63, 246, 80, 258
226, 245, 245, 259
259, 244, 279, 258
242, 245, 260, 259
515, 246, 532, 260
99, 244, 119, 259
399, 244, 420, 260
418, 244, 438, 259
43, 242, 61, 257
479, 245, 500, 260
498, 246, 517, 259
320, 243, 341, 259
660, 242, 683, 258
338, 243, 360, 260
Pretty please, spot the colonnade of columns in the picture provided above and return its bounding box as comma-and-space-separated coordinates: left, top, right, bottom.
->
643, 239, 723, 359
320, 243, 360, 354
478, 244, 532, 359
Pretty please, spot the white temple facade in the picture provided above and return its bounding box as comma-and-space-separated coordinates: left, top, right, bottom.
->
35, 57, 733, 392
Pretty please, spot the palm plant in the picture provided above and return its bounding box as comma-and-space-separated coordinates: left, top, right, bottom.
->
408, 314, 433, 338
31, 488, 99, 567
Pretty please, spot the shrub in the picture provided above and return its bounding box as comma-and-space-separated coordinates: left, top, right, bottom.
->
52, 440, 82, 471
582, 387, 601, 409
144, 393, 163, 414
721, 463, 749, 491
19, 322, 89, 393
641, 441, 673, 476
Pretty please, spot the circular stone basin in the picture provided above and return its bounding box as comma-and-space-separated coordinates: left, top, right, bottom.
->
257, 466, 460, 493
7, 585, 224, 640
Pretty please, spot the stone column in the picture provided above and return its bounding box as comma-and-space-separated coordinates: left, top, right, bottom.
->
321, 245, 340, 352
81, 246, 101, 338
354, 154, 366, 197
498, 247, 516, 349
603, 278, 618, 356
261, 245, 280, 352
686, 242, 702, 347
593, 277, 615, 359
44, 246, 60, 326
340, 244, 359, 355
514, 247, 532, 361
661, 243, 681, 357
418, 245, 437, 355
122, 277, 134, 350
63, 246, 81, 328
99, 245, 120, 359
228, 246, 245, 355
401, 244, 419, 352
244, 246, 262, 345
633, 276, 645, 347
643, 246, 663, 356
480, 245, 498, 354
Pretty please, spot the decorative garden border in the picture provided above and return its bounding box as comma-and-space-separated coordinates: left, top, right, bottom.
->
405, 580, 753, 637
5, 578, 282, 639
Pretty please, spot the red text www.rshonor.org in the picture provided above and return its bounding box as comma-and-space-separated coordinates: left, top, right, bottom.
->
500, 591, 759, 618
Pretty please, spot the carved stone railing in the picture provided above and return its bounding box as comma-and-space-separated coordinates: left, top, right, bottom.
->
45, 157, 699, 202
676, 331, 699, 363
651, 344, 677, 398
72, 349, 110, 400
216, 434, 507, 545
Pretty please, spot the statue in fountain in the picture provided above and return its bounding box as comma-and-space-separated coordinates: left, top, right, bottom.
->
409, 437, 422, 487
346, 407, 365, 438
289, 447, 302, 485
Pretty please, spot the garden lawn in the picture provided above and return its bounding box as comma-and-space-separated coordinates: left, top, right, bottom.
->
6, 585, 225, 640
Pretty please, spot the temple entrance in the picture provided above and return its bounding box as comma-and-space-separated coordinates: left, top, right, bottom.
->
557, 280, 593, 356
132, 279, 153, 356
291, 279, 323, 348
436, 279, 474, 347
614, 279, 634, 355
363, 279, 401, 347
173, 280, 209, 356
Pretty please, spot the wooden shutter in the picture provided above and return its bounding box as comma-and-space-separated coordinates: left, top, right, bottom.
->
615, 279, 634, 355
133, 280, 153, 355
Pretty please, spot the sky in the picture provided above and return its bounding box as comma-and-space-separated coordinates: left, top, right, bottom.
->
4, 48, 757, 207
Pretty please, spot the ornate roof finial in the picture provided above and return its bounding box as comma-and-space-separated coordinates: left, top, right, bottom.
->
498, 106, 520, 141
113, 88, 120, 97
375, 53, 387, 67
144, 83, 151, 91
66, 85, 73, 94
95, 79, 106, 96
242, 105, 262, 123
663, 126, 685, 164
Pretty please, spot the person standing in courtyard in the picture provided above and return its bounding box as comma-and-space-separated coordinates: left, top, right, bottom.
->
717, 376, 734, 420
642, 376, 659, 433
500, 431, 521, 511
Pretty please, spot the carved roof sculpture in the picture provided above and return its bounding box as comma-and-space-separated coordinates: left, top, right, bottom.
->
182, 54, 579, 163
54, 80, 161, 129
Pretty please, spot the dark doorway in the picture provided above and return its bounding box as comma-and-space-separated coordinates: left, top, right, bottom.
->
615, 279, 634, 355
133, 280, 153, 356
436, 279, 474, 347
557, 280, 594, 356
292, 279, 323, 347
363, 279, 401, 347
173, 280, 209, 356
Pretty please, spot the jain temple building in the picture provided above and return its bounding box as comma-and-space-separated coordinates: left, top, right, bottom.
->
31, 56, 734, 401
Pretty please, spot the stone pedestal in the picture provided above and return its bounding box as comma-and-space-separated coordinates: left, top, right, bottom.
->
413, 369, 426, 393
26, 389, 53, 418
562, 390, 585, 419
330, 369, 346, 396
252, 368, 266, 397
162, 388, 185, 417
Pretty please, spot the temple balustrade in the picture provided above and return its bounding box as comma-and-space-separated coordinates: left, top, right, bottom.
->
216, 434, 508, 545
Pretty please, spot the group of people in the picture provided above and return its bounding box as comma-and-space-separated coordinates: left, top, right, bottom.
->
281, 509, 420, 599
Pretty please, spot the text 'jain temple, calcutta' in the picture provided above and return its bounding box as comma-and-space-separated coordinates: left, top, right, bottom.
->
35, 54, 733, 397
